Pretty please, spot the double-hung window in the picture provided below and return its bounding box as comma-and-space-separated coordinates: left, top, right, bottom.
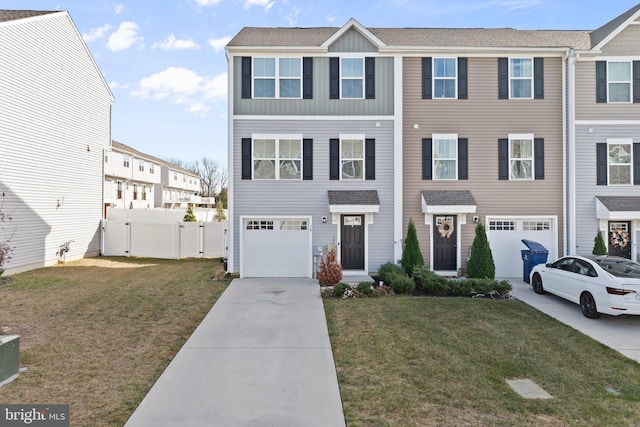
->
253, 58, 301, 98
123, 154, 130, 168
253, 135, 302, 180
509, 134, 534, 180
608, 62, 632, 103
432, 134, 457, 180
608, 140, 632, 185
340, 137, 364, 179
510, 58, 533, 99
138, 159, 144, 172
433, 58, 457, 99
341, 58, 364, 99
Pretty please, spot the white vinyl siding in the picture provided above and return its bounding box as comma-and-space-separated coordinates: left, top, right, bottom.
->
0, 12, 112, 274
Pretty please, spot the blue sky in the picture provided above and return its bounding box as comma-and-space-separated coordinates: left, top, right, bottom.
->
4, 0, 639, 167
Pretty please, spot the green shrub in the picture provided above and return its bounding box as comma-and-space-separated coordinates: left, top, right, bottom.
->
378, 262, 403, 285
593, 230, 607, 256
466, 220, 496, 279
334, 282, 350, 298
356, 281, 373, 296
412, 265, 448, 296
388, 272, 415, 295
183, 205, 197, 222
447, 279, 473, 296
401, 218, 424, 275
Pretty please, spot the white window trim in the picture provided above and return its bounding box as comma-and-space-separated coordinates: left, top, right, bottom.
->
252, 57, 302, 100
339, 133, 365, 180
341, 57, 365, 100
432, 133, 458, 180
251, 133, 303, 181
607, 138, 634, 186
509, 57, 533, 100
607, 61, 632, 104
508, 133, 535, 181
432, 58, 458, 99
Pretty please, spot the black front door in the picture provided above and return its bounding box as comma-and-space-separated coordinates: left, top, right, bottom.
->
433, 215, 457, 271
608, 221, 632, 259
341, 214, 365, 270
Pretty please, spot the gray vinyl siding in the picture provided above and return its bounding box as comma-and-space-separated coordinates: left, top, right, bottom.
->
328, 28, 378, 53
575, 60, 640, 120
0, 13, 112, 274
574, 124, 640, 258
233, 56, 394, 116
402, 56, 565, 268
600, 22, 640, 56
232, 119, 395, 273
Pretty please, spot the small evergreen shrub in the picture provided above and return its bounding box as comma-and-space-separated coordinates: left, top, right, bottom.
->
378, 262, 404, 285
447, 279, 474, 296
593, 230, 607, 255
466, 220, 496, 279
388, 272, 415, 295
214, 200, 227, 222
334, 282, 350, 298
183, 205, 197, 222
412, 265, 448, 296
318, 245, 343, 286
401, 218, 424, 275
356, 281, 374, 296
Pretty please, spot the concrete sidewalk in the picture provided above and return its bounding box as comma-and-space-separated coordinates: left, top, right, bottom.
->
509, 278, 640, 364
125, 278, 346, 427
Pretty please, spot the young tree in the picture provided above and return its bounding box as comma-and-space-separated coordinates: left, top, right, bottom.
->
214, 200, 227, 222
183, 205, 197, 222
401, 218, 424, 275
466, 220, 495, 279
592, 230, 607, 255
317, 244, 342, 286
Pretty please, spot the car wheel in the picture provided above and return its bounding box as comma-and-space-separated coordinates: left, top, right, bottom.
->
580, 292, 600, 319
531, 273, 545, 294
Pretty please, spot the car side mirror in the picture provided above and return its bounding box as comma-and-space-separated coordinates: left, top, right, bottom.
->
545, 263, 553, 268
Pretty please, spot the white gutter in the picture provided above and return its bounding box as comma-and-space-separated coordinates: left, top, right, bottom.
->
562, 49, 568, 257
567, 49, 578, 255
393, 54, 403, 264
226, 50, 234, 273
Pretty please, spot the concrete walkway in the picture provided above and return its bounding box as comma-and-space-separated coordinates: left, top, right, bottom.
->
509, 278, 640, 364
124, 278, 346, 427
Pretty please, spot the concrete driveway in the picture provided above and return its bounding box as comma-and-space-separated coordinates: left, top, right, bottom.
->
509, 278, 640, 364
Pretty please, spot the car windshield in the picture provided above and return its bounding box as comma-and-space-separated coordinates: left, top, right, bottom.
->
596, 258, 640, 278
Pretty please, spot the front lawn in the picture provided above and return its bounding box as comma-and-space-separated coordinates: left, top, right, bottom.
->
0, 257, 228, 427
325, 296, 640, 426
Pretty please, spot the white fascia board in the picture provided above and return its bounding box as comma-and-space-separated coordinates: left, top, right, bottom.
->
329, 204, 379, 213
379, 46, 570, 56
226, 47, 328, 55
421, 202, 477, 214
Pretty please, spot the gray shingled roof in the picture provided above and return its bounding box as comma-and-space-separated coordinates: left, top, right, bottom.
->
590, 3, 640, 48
0, 10, 57, 23
328, 190, 380, 206
421, 190, 476, 206
596, 196, 640, 212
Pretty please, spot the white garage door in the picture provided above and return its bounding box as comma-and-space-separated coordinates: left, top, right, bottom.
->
486, 217, 556, 278
242, 218, 311, 278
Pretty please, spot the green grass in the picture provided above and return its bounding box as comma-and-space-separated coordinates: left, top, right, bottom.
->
0, 257, 229, 427
325, 296, 640, 427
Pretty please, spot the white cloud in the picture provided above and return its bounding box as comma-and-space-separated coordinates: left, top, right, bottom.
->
107, 21, 143, 52
113, 3, 124, 14
285, 7, 300, 26
132, 67, 227, 117
83, 24, 112, 42
152, 34, 200, 50
195, 0, 223, 5
244, 0, 275, 11
207, 36, 231, 52
109, 81, 130, 90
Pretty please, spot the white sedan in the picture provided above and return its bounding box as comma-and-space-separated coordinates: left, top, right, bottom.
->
529, 255, 640, 318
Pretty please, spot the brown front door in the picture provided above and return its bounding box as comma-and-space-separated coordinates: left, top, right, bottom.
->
608, 221, 632, 259
433, 215, 457, 270
341, 215, 365, 270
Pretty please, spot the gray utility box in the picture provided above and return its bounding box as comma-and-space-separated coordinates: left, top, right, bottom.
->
0, 335, 19, 382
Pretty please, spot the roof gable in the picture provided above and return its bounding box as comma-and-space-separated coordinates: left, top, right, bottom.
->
322, 18, 386, 50
590, 3, 640, 51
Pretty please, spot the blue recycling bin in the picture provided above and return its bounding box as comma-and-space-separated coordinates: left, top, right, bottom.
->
521, 239, 549, 283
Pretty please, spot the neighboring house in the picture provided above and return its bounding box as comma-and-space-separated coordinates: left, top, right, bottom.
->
226, 4, 640, 278
0, 10, 113, 275
226, 20, 400, 278
568, 4, 640, 262
104, 140, 208, 216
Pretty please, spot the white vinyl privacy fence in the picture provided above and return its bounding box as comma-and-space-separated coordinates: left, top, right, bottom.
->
101, 220, 228, 259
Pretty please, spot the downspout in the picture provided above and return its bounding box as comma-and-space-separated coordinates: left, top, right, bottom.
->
567, 49, 578, 255
562, 50, 568, 257
393, 54, 403, 264
225, 49, 234, 273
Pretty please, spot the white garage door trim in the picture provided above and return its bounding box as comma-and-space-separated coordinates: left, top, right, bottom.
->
240, 215, 312, 278
486, 215, 558, 278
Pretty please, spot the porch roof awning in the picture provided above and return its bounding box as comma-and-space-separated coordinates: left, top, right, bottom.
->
328, 190, 380, 213
421, 190, 477, 214
596, 196, 640, 219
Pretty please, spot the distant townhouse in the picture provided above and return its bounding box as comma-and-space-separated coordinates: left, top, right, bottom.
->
0, 10, 113, 275
104, 141, 206, 216
226, 4, 640, 278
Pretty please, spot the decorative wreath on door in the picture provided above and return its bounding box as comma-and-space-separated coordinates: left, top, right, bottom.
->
610, 228, 630, 249
438, 220, 454, 239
